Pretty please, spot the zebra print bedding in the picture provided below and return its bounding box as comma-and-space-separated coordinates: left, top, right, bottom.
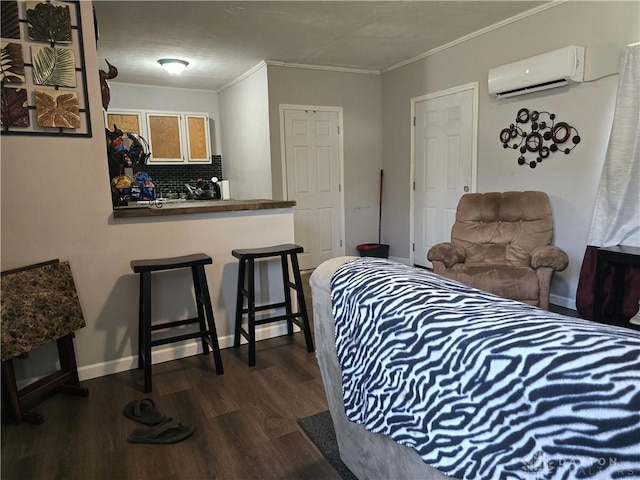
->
330, 258, 640, 480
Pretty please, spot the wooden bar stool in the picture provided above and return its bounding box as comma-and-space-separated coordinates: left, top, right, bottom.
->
232, 244, 314, 366
131, 253, 223, 392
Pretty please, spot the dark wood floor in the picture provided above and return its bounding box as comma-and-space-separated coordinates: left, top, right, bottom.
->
1, 337, 338, 480
1, 272, 340, 480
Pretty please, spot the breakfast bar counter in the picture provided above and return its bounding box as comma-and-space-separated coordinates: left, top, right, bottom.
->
102, 198, 299, 359
112, 199, 296, 219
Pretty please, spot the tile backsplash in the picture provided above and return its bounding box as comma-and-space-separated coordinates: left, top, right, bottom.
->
142, 155, 223, 195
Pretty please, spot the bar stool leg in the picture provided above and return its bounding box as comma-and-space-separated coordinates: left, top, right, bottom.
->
281, 254, 294, 337
195, 265, 224, 375
141, 271, 153, 393
137, 273, 144, 370
247, 258, 256, 367
234, 259, 246, 348
192, 266, 210, 355
290, 253, 314, 352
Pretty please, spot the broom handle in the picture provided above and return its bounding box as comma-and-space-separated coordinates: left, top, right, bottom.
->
378, 169, 383, 244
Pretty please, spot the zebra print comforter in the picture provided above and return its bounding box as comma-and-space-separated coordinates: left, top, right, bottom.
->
330, 258, 640, 480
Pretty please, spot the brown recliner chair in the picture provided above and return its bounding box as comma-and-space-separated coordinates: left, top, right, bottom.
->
427, 191, 568, 310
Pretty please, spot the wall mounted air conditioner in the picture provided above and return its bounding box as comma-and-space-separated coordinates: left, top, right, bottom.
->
488, 46, 585, 98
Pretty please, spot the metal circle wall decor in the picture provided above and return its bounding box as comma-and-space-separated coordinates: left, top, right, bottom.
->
499, 108, 580, 169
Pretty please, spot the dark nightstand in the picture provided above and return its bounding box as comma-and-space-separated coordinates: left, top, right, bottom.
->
593, 245, 640, 330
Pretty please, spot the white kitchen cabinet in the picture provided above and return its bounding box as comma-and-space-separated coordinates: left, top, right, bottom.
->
145, 112, 211, 164
105, 109, 212, 165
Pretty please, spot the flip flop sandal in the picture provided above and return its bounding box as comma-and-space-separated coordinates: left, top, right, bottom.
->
127, 418, 194, 444
123, 398, 167, 426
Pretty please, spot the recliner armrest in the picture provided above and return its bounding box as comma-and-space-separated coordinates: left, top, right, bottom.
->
427, 242, 466, 268
530, 246, 569, 271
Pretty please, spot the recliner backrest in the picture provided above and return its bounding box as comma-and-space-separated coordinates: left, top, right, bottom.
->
451, 191, 553, 266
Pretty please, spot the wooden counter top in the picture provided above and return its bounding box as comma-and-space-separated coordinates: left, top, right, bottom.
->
112, 199, 295, 219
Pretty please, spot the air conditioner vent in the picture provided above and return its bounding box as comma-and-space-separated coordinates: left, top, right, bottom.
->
495, 79, 569, 98
488, 46, 584, 98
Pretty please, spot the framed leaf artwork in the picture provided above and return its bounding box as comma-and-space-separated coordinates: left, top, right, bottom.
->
35, 89, 79, 128
1, 87, 30, 127
1, 42, 26, 83
1, 1, 21, 40
0, 0, 91, 137
27, 1, 72, 44
31, 46, 76, 87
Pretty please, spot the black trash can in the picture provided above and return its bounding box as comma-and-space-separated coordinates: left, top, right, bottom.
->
358, 170, 389, 259
356, 243, 389, 258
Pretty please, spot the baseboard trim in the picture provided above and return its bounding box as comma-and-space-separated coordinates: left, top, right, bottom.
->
388, 256, 411, 265
550, 294, 576, 311
77, 323, 293, 382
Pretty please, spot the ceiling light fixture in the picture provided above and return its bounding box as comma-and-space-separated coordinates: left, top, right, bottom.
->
158, 58, 189, 75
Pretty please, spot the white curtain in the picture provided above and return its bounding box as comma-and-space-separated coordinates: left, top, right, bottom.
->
588, 44, 640, 248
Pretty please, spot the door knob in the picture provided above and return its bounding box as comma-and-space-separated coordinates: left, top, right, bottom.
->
464, 186, 470, 192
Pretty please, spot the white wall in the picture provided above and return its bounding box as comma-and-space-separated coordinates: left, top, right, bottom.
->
380, 1, 639, 307
267, 65, 383, 255
218, 63, 272, 200
108, 82, 222, 154
0, 3, 295, 383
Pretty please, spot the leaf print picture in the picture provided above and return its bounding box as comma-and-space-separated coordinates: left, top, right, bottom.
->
1, 87, 30, 127
27, 1, 72, 44
1, 1, 21, 40
31, 46, 76, 87
35, 89, 80, 128
1, 42, 26, 84
1, 0, 89, 137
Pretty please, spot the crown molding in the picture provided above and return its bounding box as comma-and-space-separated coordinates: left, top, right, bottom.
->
109, 81, 218, 95
212, 1, 567, 92
265, 60, 380, 76
217, 60, 268, 93
383, 1, 567, 74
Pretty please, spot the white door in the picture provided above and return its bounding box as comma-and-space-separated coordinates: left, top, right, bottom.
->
284, 108, 344, 270
412, 86, 476, 268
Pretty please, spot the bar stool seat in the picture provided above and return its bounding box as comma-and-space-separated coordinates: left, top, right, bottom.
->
131, 253, 223, 392
232, 243, 314, 366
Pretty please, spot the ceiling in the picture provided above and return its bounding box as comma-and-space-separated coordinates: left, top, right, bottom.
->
93, 1, 547, 92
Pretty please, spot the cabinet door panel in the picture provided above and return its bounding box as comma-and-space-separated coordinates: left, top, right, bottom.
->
186, 115, 210, 162
105, 112, 142, 134
147, 114, 183, 162
187, 116, 207, 160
